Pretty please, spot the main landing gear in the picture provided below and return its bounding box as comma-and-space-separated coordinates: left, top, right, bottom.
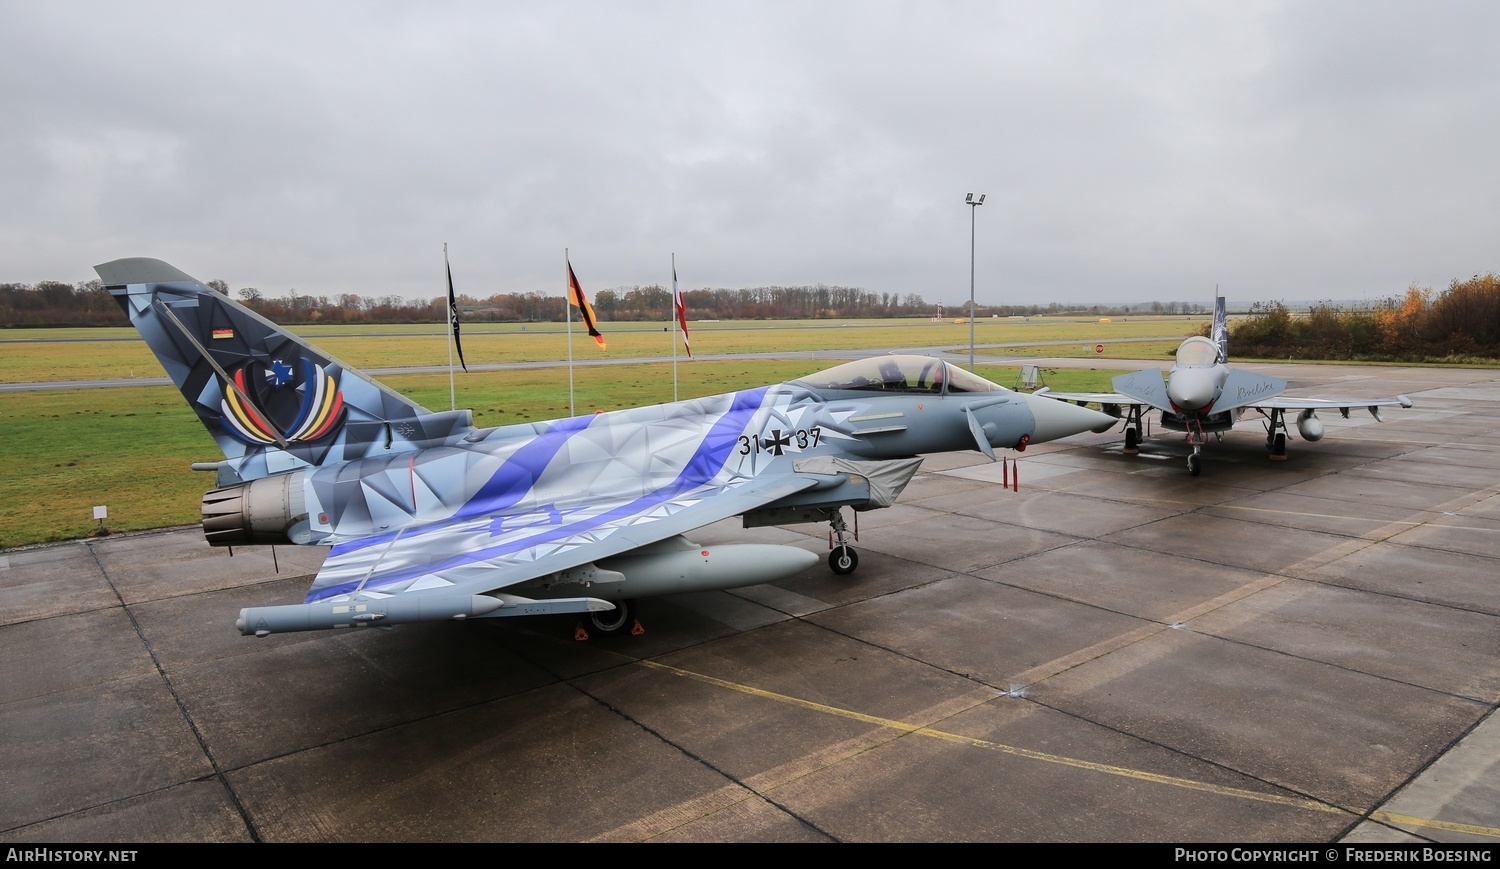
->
579, 598, 640, 639
827, 509, 859, 576
1263, 408, 1289, 461
1122, 405, 1144, 455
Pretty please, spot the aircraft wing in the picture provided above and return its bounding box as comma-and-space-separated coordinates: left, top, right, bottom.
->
302, 471, 826, 605
1112, 368, 1174, 413
1030, 368, 1173, 414
1251, 394, 1413, 416
1212, 369, 1287, 413
1252, 395, 1412, 410
1034, 387, 1141, 406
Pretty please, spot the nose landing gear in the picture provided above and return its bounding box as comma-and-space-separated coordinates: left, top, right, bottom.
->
827, 509, 860, 576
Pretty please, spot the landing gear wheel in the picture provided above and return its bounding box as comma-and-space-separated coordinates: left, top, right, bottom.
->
1270, 432, 1288, 461
1188, 453, 1202, 477
588, 599, 635, 637
1124, 426, 1140, 453
829, 546, 859, 575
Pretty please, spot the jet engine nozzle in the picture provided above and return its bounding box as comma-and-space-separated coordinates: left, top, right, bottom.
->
1297, 410, 1325, 442
1167, 368, 1216, 411
201, 471, 311, 546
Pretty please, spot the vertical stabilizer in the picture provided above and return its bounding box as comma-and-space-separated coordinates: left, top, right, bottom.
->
96, 257, 473, 482
1211, 293, 1228, 362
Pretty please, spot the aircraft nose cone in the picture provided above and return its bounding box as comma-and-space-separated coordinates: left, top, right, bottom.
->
1167, 368, 1215, 411
1023, 394, 1118, 443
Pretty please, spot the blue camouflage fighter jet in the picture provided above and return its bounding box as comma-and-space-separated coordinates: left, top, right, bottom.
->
98, 257, 1114, 638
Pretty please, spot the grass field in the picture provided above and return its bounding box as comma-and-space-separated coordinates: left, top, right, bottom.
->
0, 360, 1121, 548
2, 314, 1172, 546
0, 316, 1201, 383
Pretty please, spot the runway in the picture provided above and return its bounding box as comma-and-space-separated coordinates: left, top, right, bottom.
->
1, 360, 1497, 842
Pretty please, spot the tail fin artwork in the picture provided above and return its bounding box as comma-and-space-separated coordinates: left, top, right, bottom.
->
1211, 293, 1229, 362
96, 258, 474, 484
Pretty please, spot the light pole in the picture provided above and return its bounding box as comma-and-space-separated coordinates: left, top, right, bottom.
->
966, 192, 985, 371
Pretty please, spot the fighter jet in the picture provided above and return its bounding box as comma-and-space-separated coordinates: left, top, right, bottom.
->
97, 258, 1114, 637
1037, 296, 1412, 476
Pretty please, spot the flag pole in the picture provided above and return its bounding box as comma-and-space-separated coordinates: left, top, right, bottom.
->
671, 252, 678, 403
566, 248, 575, 417
672, 254, 691, 400
445, 243, 455, 411
443, 243, 468, 409
563, 254, 605, 418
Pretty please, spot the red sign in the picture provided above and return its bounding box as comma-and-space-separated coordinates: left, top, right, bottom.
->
1095, 344, 1105, 354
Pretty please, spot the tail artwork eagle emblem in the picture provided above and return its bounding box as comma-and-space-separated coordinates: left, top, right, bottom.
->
220, 358, 347, 445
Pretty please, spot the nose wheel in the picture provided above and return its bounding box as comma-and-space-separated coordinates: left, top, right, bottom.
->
1185, 414, 1206, 476
826, 509, 860, 576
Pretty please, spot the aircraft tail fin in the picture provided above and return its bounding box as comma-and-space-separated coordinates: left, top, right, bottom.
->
1211, 293, 1228, 361
97, 257, 474, 483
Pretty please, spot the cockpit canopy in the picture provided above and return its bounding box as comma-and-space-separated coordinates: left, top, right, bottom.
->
791, 355, 1008, 396
1175, 336, 1223, 367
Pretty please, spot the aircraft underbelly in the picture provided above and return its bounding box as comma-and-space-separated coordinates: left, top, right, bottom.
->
1158, 410, 1238, 432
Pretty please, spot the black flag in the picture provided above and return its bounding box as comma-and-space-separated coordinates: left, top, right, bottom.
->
446, 255, 467, 372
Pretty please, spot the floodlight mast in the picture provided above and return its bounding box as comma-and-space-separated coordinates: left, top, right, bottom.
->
966, 193, 985, 371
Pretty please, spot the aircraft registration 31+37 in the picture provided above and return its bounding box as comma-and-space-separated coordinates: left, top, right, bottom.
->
97, 257, 1114, 639
1037, 296, 1412, 476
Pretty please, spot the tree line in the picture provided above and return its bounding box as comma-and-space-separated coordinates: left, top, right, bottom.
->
1229, 274, 1500, 362
3, 277, 1210, 328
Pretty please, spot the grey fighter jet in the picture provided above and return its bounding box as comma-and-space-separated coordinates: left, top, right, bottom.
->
97, 258, 1114, 637
1038, 296, 1412, 476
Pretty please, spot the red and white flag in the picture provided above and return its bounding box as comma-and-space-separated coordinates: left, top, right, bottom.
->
673, 262, 691, 357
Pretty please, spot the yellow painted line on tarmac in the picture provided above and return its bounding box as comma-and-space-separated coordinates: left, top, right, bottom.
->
638, 659, 1332, 813
638, 658, 1500, 839
1213, 504, 1424, 527
1370, 811, 1500, 838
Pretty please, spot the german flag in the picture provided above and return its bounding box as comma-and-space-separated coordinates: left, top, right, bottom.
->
566, 259, 606, 350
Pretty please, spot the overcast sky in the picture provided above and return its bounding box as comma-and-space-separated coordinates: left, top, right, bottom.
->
4, 1, 1496, 305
